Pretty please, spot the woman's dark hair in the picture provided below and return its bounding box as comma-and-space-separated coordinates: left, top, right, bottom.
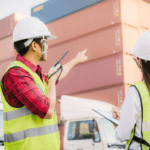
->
141, 59, 150, 91
14, 38, 42, 56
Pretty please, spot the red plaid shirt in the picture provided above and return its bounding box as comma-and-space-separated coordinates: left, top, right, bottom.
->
2, 54, 50, 119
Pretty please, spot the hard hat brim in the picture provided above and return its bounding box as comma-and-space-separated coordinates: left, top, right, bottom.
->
12, 35, 57, 43
47, 35, 57, 41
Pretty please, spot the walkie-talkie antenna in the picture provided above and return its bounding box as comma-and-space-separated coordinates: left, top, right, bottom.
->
47, 51, 69, 79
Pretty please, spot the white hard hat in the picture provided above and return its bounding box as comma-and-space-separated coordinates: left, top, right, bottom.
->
130, 30, 150, 61
13, 16, 57, 43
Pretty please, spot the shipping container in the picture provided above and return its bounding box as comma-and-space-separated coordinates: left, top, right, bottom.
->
31, 0, 105, 24
0, 35, 17, 61
40, 23, 139, 71
0, 13, 26, 40
43, 53, 141, 97
69, 83, 131, 107
56, 83, 131, 110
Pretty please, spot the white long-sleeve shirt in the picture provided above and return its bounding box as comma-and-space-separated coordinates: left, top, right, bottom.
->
115, 86, 142, 150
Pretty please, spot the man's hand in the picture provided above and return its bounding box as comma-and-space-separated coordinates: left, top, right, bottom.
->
48, 64, 61, 81
75, 49, 88, 63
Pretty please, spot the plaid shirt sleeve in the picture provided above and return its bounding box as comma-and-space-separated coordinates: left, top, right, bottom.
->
3, 67, 50, 119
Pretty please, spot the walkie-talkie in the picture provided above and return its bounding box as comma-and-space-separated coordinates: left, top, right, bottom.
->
47, 51, 69, 80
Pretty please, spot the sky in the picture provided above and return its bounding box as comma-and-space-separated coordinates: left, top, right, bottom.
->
0, 0, 48, 20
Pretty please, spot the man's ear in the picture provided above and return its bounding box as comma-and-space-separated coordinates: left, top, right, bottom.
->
31, 41, 37, 51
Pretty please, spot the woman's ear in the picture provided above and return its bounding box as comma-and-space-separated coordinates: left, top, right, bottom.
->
139, 59, 142, 68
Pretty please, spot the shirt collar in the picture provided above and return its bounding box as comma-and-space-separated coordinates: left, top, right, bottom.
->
16, 54, 42, 73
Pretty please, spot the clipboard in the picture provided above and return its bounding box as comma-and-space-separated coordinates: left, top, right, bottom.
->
92, 109, 119, 126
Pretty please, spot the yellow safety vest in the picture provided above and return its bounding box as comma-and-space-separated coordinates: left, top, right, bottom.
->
126, 81, 150, 150
0, 61, 60, 150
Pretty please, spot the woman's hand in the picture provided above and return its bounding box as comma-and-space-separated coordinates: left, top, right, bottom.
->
112, 106, 121, 121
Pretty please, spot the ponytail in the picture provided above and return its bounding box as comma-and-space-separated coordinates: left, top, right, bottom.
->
141, 60, 150, 91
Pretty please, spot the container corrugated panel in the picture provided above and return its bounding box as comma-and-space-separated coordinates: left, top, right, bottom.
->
122, 24, 139, 55
123, 54, 142, 84
69, 83, 131, 107
31, 0, 105, 24
52, 53, 141, 97
121, 0, 138, 28
121, 0, 150, 28
0, 13, 26, 40
0, 14, 15, 40
137, 0, 150, 29
0, 57, 15, 80
0, 35, 17, 61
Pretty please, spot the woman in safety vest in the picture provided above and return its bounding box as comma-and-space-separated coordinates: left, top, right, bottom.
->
112, 30, 150, 150
0, 16, 88, 150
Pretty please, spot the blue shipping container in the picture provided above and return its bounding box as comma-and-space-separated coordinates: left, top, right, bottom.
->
31, 0, 105, 24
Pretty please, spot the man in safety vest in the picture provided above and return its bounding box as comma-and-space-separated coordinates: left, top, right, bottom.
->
0, 17, 87, 150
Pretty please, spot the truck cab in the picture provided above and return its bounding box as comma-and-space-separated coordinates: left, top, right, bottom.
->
61, 95, 125, 150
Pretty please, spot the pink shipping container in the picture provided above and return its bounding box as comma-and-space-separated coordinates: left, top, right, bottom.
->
137, 0, 150, 29
69, 83, 131, 107
0, 13, 26, 40
55, 83, 131, 114
40, 23, 140, 69
0, 35, 17, 61
0, 57, 16, 80
46, 0, 150, 47
51, 53, 142, 97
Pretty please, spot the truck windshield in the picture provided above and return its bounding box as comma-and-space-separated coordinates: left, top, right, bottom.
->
101, 118, 117, 144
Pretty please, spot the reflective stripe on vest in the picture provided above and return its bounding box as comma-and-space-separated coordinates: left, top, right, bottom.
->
3, 107, 32, 121
4, 124, 58, 143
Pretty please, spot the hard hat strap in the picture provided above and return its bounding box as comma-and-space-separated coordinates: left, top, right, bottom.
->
24, 39, 33, 47
40, 37, 46, 61
15, 39, 33, 51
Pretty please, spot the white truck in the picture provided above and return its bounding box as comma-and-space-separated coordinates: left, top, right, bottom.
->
60, 95, 125, 150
